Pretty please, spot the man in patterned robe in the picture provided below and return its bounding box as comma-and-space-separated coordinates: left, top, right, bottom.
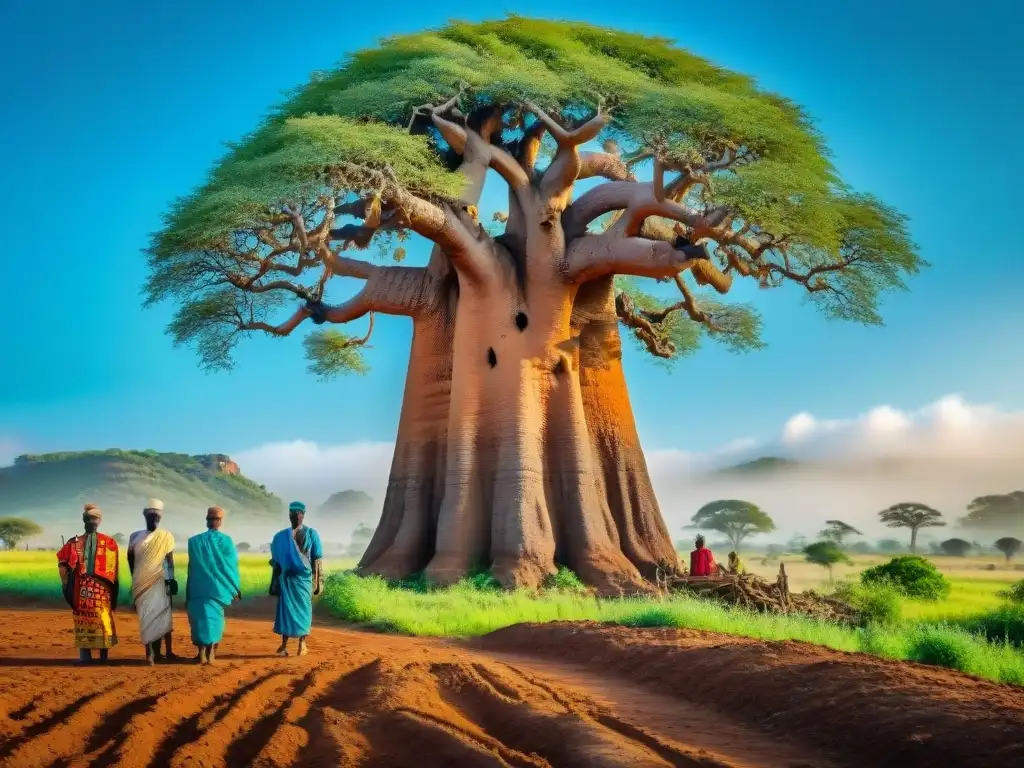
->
57, 504, 120, 663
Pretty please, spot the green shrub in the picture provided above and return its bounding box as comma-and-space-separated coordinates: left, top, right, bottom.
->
833, 581, 902, 625
997, 579, 1024, 604
907, 626, 979, 669
543, 566, 588, 593
954, 606, 1024, 646
861, 556, 950, 600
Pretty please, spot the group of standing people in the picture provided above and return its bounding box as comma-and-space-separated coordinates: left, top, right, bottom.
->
56, 499, 323, 665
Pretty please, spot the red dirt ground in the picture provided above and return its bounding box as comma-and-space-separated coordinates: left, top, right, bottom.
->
0, 609, 1021, 767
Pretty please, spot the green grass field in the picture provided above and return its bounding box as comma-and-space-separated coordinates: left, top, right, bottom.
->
0, 551, 356, 604
4, 550, 1023, 686
319, 571, 1024, 686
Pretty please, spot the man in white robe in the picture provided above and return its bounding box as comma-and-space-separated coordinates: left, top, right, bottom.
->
128, 498, 177, 664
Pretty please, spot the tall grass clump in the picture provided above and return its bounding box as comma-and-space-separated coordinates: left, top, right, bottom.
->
861, 556, 950, 600
833, 580, 903, 625
319, 570, 1024, 686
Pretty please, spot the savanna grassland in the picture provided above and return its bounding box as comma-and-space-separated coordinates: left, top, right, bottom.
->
0, 550, 357, 604
3, 549, 1023, 768
4, 550, 1024, 685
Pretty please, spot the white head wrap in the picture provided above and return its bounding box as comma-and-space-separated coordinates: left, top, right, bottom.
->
146, 498, 164, 512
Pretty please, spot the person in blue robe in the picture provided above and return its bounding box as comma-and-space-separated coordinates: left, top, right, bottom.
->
269, 501, 323, 656
185, 506, 241, 664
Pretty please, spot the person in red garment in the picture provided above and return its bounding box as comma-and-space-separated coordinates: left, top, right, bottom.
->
689, 535, 717, 577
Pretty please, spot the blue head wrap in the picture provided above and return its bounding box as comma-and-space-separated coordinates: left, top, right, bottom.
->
288, 501, 306, 512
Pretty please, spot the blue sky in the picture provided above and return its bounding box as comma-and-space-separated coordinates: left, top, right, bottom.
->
1, 0, 1021, 463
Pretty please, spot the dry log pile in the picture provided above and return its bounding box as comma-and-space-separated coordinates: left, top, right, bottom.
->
656, 563, 861, 624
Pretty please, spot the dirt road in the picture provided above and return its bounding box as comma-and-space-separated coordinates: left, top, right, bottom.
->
1, 609, 1021, 767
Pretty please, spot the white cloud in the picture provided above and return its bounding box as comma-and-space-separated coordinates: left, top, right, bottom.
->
232, 395, 1024, 543
232, 439, 394, 509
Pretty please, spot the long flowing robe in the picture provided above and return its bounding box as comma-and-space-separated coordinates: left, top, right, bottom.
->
129, 528, 175, 645
186, 530, 241, 645
56, 533, 119, 649
690, 547, 716, 577
270, 525, 323, 637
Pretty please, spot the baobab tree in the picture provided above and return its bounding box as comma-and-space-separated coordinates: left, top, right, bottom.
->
145, 18, 922, 594
879, 503, 945, 553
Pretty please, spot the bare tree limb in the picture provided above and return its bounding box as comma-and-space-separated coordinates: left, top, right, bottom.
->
565, 233, 708, 282
577, 148, 634, 182
525, 100, 610, 202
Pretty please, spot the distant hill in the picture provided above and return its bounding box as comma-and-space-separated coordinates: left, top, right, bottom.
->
713, 456, 802, 476
317, 490, 376, 520
0, 450, 284, 536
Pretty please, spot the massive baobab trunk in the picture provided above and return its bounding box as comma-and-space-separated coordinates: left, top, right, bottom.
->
357, 297, 453, 578
574, 278, 678, 580
354, 108, 706, 595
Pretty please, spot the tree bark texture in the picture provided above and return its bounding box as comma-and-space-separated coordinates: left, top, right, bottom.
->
345, 110, 703, 595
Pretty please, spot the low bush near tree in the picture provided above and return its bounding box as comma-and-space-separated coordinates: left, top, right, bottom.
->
861, 556, 950, 601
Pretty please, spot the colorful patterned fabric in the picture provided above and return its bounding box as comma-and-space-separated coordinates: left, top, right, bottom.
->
57, 534, 119, 649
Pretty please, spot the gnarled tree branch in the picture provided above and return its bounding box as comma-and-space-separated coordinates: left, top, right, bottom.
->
565, 233, 708, 282
525, 100, 610, 203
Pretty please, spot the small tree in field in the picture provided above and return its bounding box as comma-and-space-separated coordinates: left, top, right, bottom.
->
144, 17, 921, 593
939, 538, 972, 557
994, 537, 1022, 562
112, 532, 127, 546
690, 500, 775, 552
237, 542, 252, 552
803, 541, 851, 583
879, 503, 945, 553
820, 520, 862, 548
0, 518, 43, 550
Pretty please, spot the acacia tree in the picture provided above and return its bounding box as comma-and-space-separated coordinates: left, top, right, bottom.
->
939, 538, 972, 557
690, 500, 775, 551
994, 537, 1021, 562
879, 502, 945, 554
0, 517, 43, 550
820, 519, 861, 547
960, 492, 1024, 531
803, 540, 850, 583
145, 18, 921, 594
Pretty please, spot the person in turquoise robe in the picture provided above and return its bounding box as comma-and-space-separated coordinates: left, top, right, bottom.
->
185, 506, 241, 664
269, 501, 323, 656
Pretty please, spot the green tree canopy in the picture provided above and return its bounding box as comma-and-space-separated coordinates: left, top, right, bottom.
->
690, 499, 775, 551
994, 537, 1021, 562
878, 502, 945, 553
960, 492, 1024, 531
803, 540, 850, 581
939, 538, 972, 557
144, 16, 923, 374
820, 519, 862, 546
112, 532, 127, 546
0, 517, 43, 550
237, 542, 252, 552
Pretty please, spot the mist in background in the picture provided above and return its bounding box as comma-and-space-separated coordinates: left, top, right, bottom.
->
235, 393, 1024, 548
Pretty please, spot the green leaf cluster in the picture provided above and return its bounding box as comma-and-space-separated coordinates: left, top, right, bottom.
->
146, 15, 923, 371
